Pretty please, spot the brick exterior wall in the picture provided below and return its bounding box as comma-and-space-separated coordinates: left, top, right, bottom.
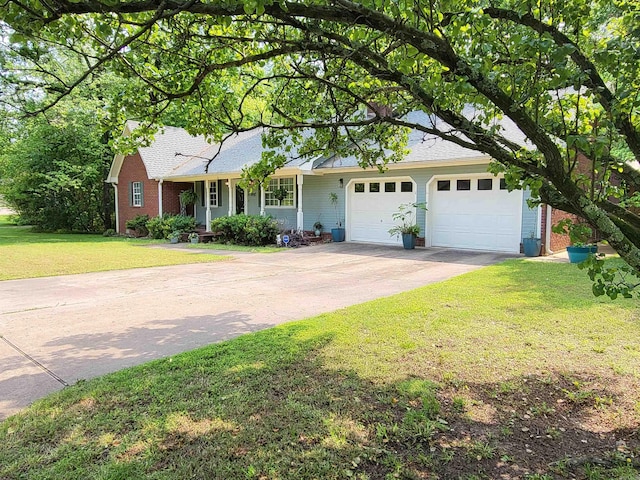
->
116, 152, 195, 233
163, 181, 195, 216
117, 152, 159, 233
539, 205, 578, 254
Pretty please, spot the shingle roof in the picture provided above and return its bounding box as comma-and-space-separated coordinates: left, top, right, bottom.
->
316, 110, 528, 169
165, 128, 318, 179
128, 110, 529, 178
126, 121, 214, 179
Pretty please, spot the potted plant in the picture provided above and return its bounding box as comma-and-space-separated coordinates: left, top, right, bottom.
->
188, 232, 199, 244
313, 221, 322, 237
168, 230, 181, 244
522, 231, 541, 257
388, 203, 425, 250
552, 219, 597, 263
329, 192, 345, 242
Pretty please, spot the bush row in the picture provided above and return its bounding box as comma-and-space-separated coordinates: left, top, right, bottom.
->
210, 214, 279, 246
126, 214, 197, 239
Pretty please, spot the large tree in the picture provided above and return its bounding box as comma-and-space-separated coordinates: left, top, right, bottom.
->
1, 0, 639, 292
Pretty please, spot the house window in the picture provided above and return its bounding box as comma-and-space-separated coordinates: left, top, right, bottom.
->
500, 178, 508, 190
457, 179, 471, 191
437, 180, 450, 191
209, 181, 218, 207
132, 182, 143, 207
354, 183, 365, 193
385, 182, 396, 193
369, 182, 380, 193
401, 182, 413, 192
266, 177, 295, 207
478, 179, 493, 191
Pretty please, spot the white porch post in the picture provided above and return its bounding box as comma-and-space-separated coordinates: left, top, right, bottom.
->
157, 180, 163, 217
227, 178, 233, 217
113, 184, 119, 233
244, 188, 249, 215
205, 179, 211, 232
260, 184, 266, 216
296, 174, 304, 231
192, 181, 197, 219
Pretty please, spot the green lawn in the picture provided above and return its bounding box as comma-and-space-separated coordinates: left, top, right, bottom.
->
1, 260, 638, 479
0, 216, 230, 280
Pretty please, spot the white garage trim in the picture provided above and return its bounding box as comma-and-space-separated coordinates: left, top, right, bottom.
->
346, 176, 417, 245
426, 174, 523, 253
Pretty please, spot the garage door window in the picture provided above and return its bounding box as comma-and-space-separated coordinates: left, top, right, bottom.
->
354, 183, 365, 193
500, 178, 508, 190
478, 179, 493, 191
437, 180, 450, 191
401, 182, 413, 192
385, 182, 396, 192
457, 179, 471, 191
369, 182, 380, 193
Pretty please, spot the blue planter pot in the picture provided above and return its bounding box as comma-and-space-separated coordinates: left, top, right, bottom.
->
331, 228, 345, 242
567, 245, 598, 264
402, 233, 416, 250
523, 238, 541, 257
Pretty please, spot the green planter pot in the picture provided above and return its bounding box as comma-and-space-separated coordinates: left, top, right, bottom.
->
567, 245, 598, 264
331, 228, 345, 242
523, 237, 541, 257
402, 233, 416, 250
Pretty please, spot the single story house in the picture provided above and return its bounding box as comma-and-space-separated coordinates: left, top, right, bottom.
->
107, 112, 567, 254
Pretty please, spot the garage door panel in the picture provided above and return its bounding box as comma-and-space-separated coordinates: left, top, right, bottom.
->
348, 180, 416, 245
430, 178, 521, 253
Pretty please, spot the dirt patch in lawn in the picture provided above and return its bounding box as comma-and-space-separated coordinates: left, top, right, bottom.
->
427, 371, 640, 479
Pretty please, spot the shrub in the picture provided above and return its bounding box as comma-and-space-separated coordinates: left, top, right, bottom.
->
102, 228, 117, 237
125, 214, 150, 236
146, 214, 197, 239
210, 214, 278, 246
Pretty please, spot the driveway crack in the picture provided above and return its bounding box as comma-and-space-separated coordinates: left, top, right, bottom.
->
0, 335, 69, 387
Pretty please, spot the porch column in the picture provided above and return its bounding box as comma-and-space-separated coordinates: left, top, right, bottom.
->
244, 188, 249, 215
296, 174, 304, 231
157, 179, 163, 217
192, 181, 197, 219
205, 179, 211, 231
227, 178, 233, 217
113, 184, 119, 233
260, 184, 266, 216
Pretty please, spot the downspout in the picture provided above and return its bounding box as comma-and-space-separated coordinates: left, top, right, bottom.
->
545, 204, 553, 255
158, 179, 163, 217
112, 183, 119, 233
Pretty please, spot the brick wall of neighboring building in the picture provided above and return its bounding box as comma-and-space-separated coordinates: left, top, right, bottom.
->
539, 205, 576, 253
117, 152, 160, 233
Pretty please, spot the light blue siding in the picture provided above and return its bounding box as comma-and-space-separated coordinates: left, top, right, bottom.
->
520, 190, 539, 240
302, 164, 493, 236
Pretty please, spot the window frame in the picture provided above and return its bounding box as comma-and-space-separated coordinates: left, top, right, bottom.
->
265, 177, 296, 207
209, 181, 219, 208
132, 181, 143, 207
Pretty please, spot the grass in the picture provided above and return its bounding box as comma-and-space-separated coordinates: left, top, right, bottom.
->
0, 216, 232, 280
1, 259, 639, 479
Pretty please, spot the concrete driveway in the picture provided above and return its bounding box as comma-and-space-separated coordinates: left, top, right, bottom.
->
0, 243, 514, 420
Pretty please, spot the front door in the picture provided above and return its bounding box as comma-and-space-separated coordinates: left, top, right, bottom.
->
235, 186, 245, 215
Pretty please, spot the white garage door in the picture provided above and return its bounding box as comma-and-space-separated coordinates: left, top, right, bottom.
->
348, 178, 417, 245
429, 176, 522, 253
